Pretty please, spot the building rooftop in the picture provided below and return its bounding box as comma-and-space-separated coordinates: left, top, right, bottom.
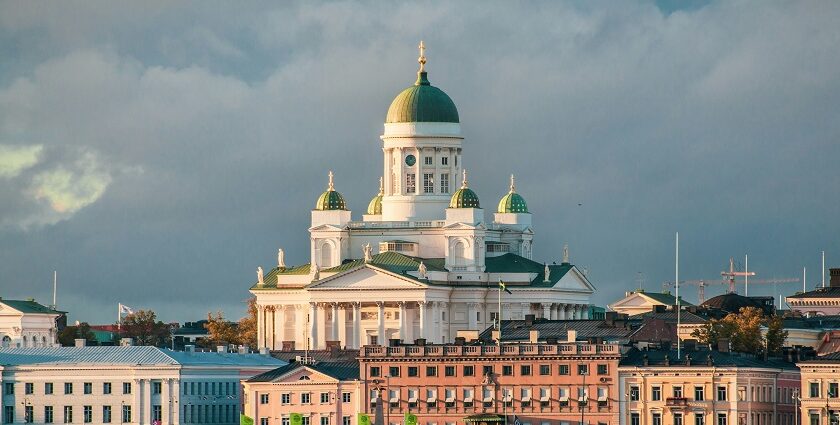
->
477, 318, 633, 343
628, 310, 708, 325
247, 360, 360, 382
787, 287, 840, 299
270, 349, 359, 363
0, 299, 64, 314
0, 346, 286, 367
620, 347, 798, 369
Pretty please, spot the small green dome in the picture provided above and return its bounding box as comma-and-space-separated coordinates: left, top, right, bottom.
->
367, 177, 384, 215
449, 171, 480, 208
314, 171, 347, 211
497, 175, 529, 213
386, 72, 459, 124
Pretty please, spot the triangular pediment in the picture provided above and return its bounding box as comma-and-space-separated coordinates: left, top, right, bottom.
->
608, 292, 666, 311
267, 365, 340, 383
552, 266, 596, 293
443, 222, 486, 230
309, 224, 345, 232
307, 266, 428, 290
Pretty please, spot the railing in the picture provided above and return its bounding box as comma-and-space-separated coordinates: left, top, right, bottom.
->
666, 397, 689, 407
360, 343, 622, 357
348, 220, 446, 229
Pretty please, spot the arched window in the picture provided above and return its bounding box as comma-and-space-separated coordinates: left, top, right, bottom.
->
452, 241, 467, 266
320, 242, 333, 268
22, 335, 28, 347
42, 336, 47, 347
1, 335, 10, 348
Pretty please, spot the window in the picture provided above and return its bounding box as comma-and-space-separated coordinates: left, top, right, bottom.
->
343, 417, 351, 425
830, 382, 839, 398
483, 365, 493, 376
696, 414, 705, 425
103, 382, 111, 394
260, 394, 269, 404
84, 382, 92, 394
630, 386, 640, 401
810, 414, 820, 425
153, 381, 162, 394
282, 393, 291, 404
64, 383, 72, 394
3, 383, 13, 395
123, 382, 132, 394
370, 366, 381, 377
578, 364, 589, 375
652, 386, 662, 401
321, 392, 330, 403
502, 365, 513, 376
440, 173, 449, 194
342, 392, 351, 403
653, 413, 662, 425
102, 406, 111, 424
717, 386, 727, 401
303, 417, 311, 425
424, 156, 433, 165
631, 413, 641, 425
83, 406, 92, 423
441, 157, 448, 166
302, 393, 311, 404
674, 386, 683, 398
321, 417, 330, 425
408, 366, 418, 377
521, 365, 532, 376
261, 419, 269, 425
810, 382, 820, 398
389, 366, 401, 377
24, 405, 33, 423
717, 413, 726, 425
695, 386, 705, 401
597, 364, 608, 375
406, 173, 416, 194
674, 413, 683, 425
63, 406, 73, 424
464, 365, 475, 376
539, 364, 551, 376
45, 382, 53, 395
444, 366, 455, 377
559, 364, 570, 375
423, 173, 434, 193
427, 366, 438, 377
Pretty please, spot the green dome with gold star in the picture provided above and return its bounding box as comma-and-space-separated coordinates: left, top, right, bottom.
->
367, 178, 384, 215
497, 175, 529, 213
449, 171, 480, 209
314, 171, 347, 211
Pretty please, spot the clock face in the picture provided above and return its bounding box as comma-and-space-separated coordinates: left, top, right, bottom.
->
405, 154, 416, 166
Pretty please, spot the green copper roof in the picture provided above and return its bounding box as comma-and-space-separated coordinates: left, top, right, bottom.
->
450, 187, 480, 208
497, 192, 528, 213
385, 72, 459, 123
315, 190, 346, 210
366, 178, 384, 215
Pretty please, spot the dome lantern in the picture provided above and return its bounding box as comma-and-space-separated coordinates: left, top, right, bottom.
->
314, 171, 347, 211
449, 169, 481, 209
385, 41, 460, 124
497, 174, 529, 213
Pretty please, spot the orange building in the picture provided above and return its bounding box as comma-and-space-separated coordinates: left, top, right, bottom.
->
358, 342, 622, 425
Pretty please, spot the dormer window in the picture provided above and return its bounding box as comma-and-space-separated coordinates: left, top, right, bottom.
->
486, 242, 510, 257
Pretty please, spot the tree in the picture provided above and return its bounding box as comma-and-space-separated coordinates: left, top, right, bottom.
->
238, 297, 257, 350
692, 306, 787, 355
57, 322, 96, 346
120, 310, 171, 347
204, 311, 239, 347
765, 314, 788, 356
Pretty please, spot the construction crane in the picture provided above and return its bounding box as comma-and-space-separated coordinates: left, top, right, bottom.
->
663, 258, 799, 303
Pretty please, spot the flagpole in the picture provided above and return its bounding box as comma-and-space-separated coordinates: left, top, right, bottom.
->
498, 280, 502, 346
117, 303, 121, 331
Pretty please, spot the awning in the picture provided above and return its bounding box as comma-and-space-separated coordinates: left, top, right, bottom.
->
408, 397, 417, 403
559, 396, 569, 402
390, 397, 399, 403
446, 397, 455, 403
521, 396, 531, 402
464, 397, 474, 403
464, 414, 505, 423
427, 397, 436, 403
540, 396, 549, 402
598, 396, 607, 402
483, 396, 493, 402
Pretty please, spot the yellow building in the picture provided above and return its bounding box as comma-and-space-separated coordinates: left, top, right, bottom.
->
797, 354, 840, 425
619, 348, 800, 425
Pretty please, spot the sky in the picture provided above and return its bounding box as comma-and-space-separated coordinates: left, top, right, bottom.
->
1, 1, 839, 324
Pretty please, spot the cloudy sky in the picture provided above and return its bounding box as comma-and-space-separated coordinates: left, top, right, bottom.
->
1, 1, 839, 324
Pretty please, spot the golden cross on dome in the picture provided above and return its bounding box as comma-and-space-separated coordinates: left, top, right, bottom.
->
378, 176, 384, 195
328, 170, 335, 190
461, 169, 468, 188
510, 174, 516, 192
418, 40, 427, 72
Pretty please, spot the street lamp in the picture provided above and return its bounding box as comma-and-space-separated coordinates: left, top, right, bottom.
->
794, 389, 801, 425
20, 398, 32, 423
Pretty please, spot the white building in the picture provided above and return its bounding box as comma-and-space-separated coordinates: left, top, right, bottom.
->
0, 345, 286, 424
0, 299, 62, 348
251, 43, 596, 351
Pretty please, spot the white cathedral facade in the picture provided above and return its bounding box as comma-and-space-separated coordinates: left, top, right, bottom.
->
251, 44, 595, 351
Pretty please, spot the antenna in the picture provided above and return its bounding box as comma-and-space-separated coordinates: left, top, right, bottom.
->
822, 251, 826, 288
745, 254, 749, 296
676, 232, 681, 360
803, 267, 806, 292
51, 271, 57, 310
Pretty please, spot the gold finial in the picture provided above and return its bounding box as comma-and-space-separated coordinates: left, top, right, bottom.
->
418, 40, 426, 72
461, 169, 468, 188
328, 170, 335, 191
378, 176, 384, 195
509, 174, 516, 193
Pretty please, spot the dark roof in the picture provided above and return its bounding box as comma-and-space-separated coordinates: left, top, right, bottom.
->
701, 293, 765, 313
247, 360, 360, 382
0, 299, 63, 314
781, 315, 840, 330
485, 254, 573, 287
270, 349, 360, 363
788, 287, 840, 299
628, 310, 708, 325
478, 319, 633, 342
640, 292, 694, 307
628, 319, 678, 343
803, 352, 840, 362
620, 347, 798, 369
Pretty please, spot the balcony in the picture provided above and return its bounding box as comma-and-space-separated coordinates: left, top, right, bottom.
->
666, 397, 689, 407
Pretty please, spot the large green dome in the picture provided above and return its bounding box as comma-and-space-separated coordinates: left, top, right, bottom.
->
314, 171, 347, 211
386, 72, 459, 124
497, 175, 529, 213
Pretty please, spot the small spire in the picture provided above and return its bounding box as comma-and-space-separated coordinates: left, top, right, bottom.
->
509, 174, 516, 193
418, 40, 426, 72
378, 176, 384, 195
328, 170, 335, 191
461, 169, 468, 188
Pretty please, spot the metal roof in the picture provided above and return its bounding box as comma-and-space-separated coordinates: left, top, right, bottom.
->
478, 319, 633, 342
0, 299, 64, 314
0, 346, 286, 368
620, 347, 798, 369
247, 361, 360, 382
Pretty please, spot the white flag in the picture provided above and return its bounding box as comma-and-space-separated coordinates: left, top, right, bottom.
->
119, 303, 134, 315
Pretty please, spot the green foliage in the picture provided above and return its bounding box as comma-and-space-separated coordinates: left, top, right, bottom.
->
203, 298, 258, 350
691, 306, 787, 355
120, 310, 171, 347
57, 322, 96, 346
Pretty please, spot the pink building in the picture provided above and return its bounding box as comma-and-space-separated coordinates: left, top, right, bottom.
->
358, 342, 622, 425
242, 361, 362, 425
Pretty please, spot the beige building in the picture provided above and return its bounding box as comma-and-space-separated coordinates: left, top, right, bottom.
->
609, 291, 692, 317
618, 348, 800, 425
797, 353, 840, 425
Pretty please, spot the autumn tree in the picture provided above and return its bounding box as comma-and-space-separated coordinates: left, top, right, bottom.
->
237, 297, 257, 350
58, 322, 96, 346
204, 311, 239, 347
120, 310, 171, 347
692, 306, 787, 355
764, 314, 789, 356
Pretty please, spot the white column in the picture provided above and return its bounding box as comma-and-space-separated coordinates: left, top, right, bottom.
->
430, 302, 439, 343
574, 305, 582, 320
468, 303, 478, 330
399, 302, 407, 341
558, 304, 566, 320
439, 302, 448, 343
542, 303, 551, 319
338, 304, 347, 348
309, 302, 319, 350
521, 303, 530, 319
268, 306, 276, 349
172, 379, 180, 425
550, 305, 557, 320
377, 302, 386, 344
276, 305, 286, 345
582, 305, 590, 319
295, 305, 305, 350
331, 303, 339, 342
353, 302, 362, 349
162, 378, 170, 425
256, 305, 264, 348
134, 379, 142, 424
317, 303, 327, 349
418, 301, 426, 339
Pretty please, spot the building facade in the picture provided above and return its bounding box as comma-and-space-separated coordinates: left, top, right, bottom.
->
0, 299, 62, 348
358, 342, 622, 425
618, 349, 800, 425
250, 44, 595, 351
242, 361, 361, 425
0, 346, 285, 425
797, 353, 840, 425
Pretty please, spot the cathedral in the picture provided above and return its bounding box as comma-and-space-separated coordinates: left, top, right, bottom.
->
250, 43, 595, 351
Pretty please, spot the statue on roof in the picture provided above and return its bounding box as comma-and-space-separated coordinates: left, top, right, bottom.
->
418, 261, 427, 279
311, 263, 321, 281
257, 266, 264, 284
278, 248, 286, 269
363, 243, 373, 263
544, 263, 550, 282
562, 244, 569, 264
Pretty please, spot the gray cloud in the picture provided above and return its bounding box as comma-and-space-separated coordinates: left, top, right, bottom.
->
1, 1, 838, 323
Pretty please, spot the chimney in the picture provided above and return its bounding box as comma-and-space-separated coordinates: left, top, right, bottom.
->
525, 314, 536, 326
454, 337, 466, 346
491, 330, 501, 343
605, 311, 617, 326
74, 338, 86, 348
567, 329, 577, 343
217, 345, 226, 353
831, 268, 840, 288
529, 330, 540, 343
185, 345, 195, 354
120, 338, 133, 347
389, 339, 401, 347
545, 337, 558, 344
238, 345, 247, 354
259, 347, 270, 356
653, 305, 666, 313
